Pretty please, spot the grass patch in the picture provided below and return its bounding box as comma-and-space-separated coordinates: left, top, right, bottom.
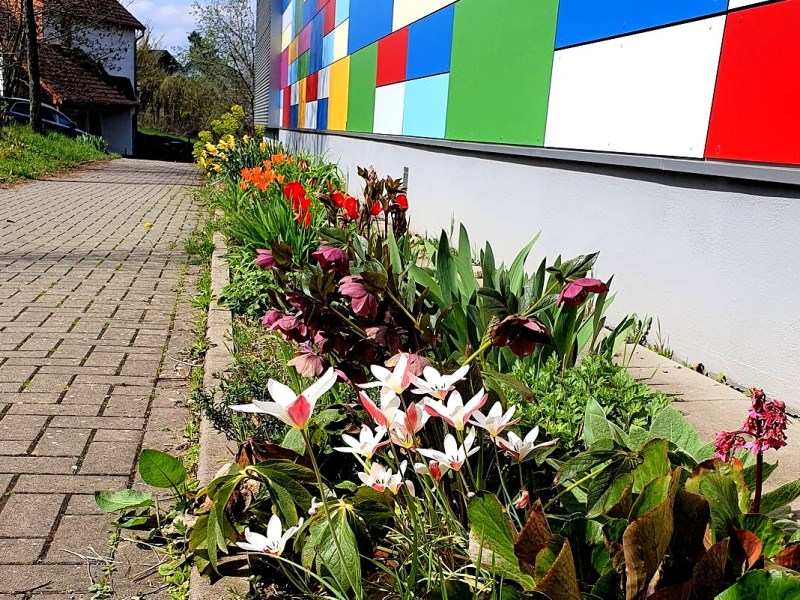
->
0, 124, 113, 183
138, 127, 194, 142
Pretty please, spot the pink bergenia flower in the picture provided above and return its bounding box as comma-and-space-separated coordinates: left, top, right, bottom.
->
338, 275, 378, 319
469, 401, 519, 438
231, 368, 337, 429
425, 389, 488, 431
714, 389, 788, 460
496, 427, 556, 461
557, 278, 609, 307
255, 249, 277, 270
418, 430, 479, 472
411, 365, 469, 401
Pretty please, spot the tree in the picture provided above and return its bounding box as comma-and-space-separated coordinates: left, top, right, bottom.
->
190, 0, 255, 125
23, 0, 41, 131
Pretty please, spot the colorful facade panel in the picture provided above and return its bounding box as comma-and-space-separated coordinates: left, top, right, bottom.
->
275, 0, 800, 167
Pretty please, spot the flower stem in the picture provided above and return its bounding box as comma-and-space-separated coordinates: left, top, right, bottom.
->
753, 451, 763, 513
544, 462, 610, 512
301, 429, 361, 598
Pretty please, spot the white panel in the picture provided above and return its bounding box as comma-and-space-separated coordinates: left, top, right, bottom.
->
282, 1, 294, 32
318, 66, 331, 99
392, 0, 457, 30
281, 25, 291, 51
728, 0, 764, 8
373, 82, 405, 135
333, 20, 349, 62
305, 100, 318, 129
291, 82, 299, 105
545, 17, 725, 158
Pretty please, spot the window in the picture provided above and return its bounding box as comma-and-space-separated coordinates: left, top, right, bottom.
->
10, 102, 29, 116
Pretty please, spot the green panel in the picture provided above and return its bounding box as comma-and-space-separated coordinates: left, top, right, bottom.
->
294, 0, 303, 37
299, 51, 310, 80
445, 0, 559, 146
347, 43, 378, 133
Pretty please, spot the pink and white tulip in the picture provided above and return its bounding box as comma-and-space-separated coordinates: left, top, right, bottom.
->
410, 365, 469, 401
425, 389, 488, 431
469, 401, 519, 438
236, 515, 303, 556
496, 427, 556, 462
231, 368, 337, 430
358, 391, 402, 429
413, 460, 450, 484
357, 461, 410, 495
418, 430, 479, 472
359, 353, 412, 402
334, 424, 389, 460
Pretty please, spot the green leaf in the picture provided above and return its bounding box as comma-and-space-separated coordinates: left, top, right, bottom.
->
626, 425, 651, 451
744, 461, 778, 490
632, 439, 671, 494
508, 234, 540, 297
698, 473, 743, 542
301, 504, 362, 595
583, 398, 608, 447
138, 449, 187, 490
113, 514, 150, 528
95, 489, 153, 513
481, 242, 496, 288
588, 473, 633, 519
737, 514, 787, 558
714, 570, 800, 599
386, 227, 403, 274
467, 492, 535, 590
760, 478, 800, 516
483, 370, 536, 402
649, 407, 704, 459
436, 230, 456, 307
409, 264, 443, 306
281, 428, 305, 454
533, 539, 581, 600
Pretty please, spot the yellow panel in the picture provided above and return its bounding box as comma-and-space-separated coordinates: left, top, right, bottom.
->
281, 25, 291, 51
328, 57, 350, 131
298, 78, 307, 128
289, 38, 298, 62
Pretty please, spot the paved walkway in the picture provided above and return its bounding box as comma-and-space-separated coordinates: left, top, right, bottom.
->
0, 159, 200, 597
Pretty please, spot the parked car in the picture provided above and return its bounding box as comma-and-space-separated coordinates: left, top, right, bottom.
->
0, 97, 86, 137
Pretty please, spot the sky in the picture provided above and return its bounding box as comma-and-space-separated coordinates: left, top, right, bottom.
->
126, 0, 200, 51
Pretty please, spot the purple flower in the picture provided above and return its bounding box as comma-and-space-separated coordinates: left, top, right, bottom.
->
267, 311, 309, 343
312, 245, 349, 274
491, 315, 551, 357
261, 310, 283, 327
339, 275, 378, 320
286, 291, 311, 312
557, 278, 609, 307
255, 249, 277, 270
714, 388, 788, 461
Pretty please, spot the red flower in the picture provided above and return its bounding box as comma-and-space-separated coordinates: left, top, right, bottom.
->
338, 275, 378, 320
312, 244, 349, 274
283, 181, 306, 204
343, 196, 360, 220
296, 210, 312, 227
557, 278, 609, 307
255, 249, 276, 270
491, 315, 551, 357
332, 191, 346, 208
370, 201, 382, 216
396, 194, 408, 211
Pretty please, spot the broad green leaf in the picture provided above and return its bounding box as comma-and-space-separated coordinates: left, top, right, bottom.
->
631, 471, 672, 520
467, 492, 535, 590
481, 242, 496, 288
744, 461, 778, 490
738, 514, 787, 558
632, 439, 671, 494
698, 473, 743, 542
138, 449, 187, 490
409, 264, 443, 306
583, 398, 608, 447
715, 570, 800, 599
114, 515, 150, 528
95, 489, 153, 513
649, 407, 704, 459
588, 473, 633, 519
760, 478, 800, 516
625, 425, 651, 451
281, 428, 305, 454
436, 230, 456, 306
301, 504, 362, 596
533, 539, 581, 600
386, 228, 403, 274
508, 234, 540, 297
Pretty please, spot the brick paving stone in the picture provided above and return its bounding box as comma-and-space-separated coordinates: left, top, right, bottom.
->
0, 160, 198, 592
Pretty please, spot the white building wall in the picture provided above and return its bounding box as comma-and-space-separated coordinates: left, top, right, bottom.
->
75, 26, 137, 85
281, 130, 800, 408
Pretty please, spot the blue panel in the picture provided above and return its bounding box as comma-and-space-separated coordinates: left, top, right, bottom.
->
555, 0, 727, 48
407, 5, 454, 80
303, 0, 317, 27
335, 0, 349, 26
322, 31, 335, 67
403, 74, 449, 138
348, 0, 393, 54
281, 0, 291, 11
289, 60, 298, 85
317, 98, 329, 129
290, 105, 299, 128
310, 12, 324, 73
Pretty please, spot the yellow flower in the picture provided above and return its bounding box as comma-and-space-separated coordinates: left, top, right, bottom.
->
259, 141, 267, 152
212, 164, 222, 172
218, 152, 228, 161
143, 222, 154, 229
205, 143, 219, 156
243, 134, 251, 144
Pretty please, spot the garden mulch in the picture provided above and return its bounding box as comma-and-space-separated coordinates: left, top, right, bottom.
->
0, 159, 201, 598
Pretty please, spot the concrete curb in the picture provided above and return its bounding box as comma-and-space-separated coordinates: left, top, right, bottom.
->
189, 229, 249, 599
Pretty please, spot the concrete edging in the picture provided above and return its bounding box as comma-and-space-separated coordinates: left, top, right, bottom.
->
189, 228, 249, 599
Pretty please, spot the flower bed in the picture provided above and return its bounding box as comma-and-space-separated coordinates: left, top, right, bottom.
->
98, 130, 800, 599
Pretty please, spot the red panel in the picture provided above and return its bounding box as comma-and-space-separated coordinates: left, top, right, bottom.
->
323, 0, 336, 35
306, 72, 319, 102
317, 0, 330, 10
376, 28, 409, 87
283, 87, 291, 128
705, 0, 800, 166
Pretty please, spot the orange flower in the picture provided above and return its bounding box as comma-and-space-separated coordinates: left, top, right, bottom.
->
277, 174, 285, 184
262, 159, 272, 170
271, 153, 288, 165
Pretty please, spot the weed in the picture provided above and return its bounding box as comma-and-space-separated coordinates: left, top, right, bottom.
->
647, 318, 674, 360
